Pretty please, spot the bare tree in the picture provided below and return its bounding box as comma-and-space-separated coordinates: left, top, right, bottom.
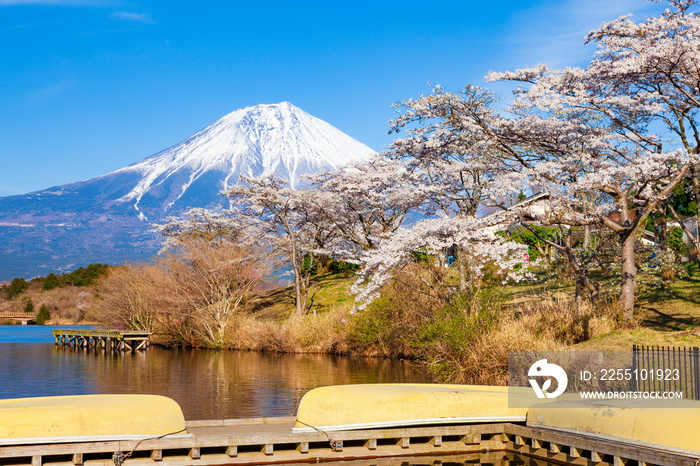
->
163, 237, 274, 347
92, 264, 176, 332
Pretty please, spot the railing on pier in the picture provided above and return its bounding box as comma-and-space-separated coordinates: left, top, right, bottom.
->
52, 329, 152, 353
632, 344, 700, 399
0, 311, 36, 323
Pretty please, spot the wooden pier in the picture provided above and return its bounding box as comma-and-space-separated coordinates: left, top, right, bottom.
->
0, 311, 36, 324
52, 329, 152, 352
0, 419, 697, 466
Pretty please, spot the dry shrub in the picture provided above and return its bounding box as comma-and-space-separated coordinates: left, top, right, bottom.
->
226, 307, 348, 353
226, 316, 278, 351
510, 298, 619, 345
423, 297, 621, 385
162, 238, 275, 347
426, 322, 567, 386
282, 309, 348, 353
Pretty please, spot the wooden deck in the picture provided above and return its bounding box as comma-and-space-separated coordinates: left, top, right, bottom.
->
0, 419, 697, 466
52, 329, 152, 352
0, 312, 35, 324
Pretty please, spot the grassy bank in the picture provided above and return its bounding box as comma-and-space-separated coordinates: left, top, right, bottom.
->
52, 257, 695, 385
195, 264, 700, 385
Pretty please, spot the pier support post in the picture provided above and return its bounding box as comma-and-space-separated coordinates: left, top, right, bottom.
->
51, 329, 152, 355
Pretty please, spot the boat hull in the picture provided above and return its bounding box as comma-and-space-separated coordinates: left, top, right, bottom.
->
0, 394, 188, 444
527, 398, 700, 454
293, 384, 531, 432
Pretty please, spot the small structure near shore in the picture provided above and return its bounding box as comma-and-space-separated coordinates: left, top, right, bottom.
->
52, 329, 151, 352
0, 311, 36, 325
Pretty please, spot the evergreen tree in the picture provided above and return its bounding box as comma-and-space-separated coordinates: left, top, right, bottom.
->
36, 305, 51, 325
24, 298, 34, 314
42, 273, 60, 291
6, 278, 29, 299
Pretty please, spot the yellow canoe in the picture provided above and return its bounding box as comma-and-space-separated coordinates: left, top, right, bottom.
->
294, 384, 532, 432
0, 394, 189, 444
528, 398, 700, 454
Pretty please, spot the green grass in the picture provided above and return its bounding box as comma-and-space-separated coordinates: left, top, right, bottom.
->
574, 327, 700, 351
636, 272, 700, 331
486, 266, 700, 350
250, 272, 355, 319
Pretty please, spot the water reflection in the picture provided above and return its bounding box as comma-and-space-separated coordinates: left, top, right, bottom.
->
0, 326, 429, 420
0, 327, 571, 465
80, 347, 429, 420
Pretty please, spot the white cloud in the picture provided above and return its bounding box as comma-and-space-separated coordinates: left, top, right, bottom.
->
112, 11, 153, 23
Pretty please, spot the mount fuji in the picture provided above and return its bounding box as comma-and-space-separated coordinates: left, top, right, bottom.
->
0, 102, 374, 280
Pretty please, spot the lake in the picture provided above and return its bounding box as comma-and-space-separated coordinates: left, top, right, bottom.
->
0, 326, 565, 465
0, 325, 429, 420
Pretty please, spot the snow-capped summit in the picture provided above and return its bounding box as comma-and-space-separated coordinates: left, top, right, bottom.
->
104, 102, 374, 219
0, 102, 375, 279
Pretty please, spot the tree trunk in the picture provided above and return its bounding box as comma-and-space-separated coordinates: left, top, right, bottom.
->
521, 223, 599, 301
454, 246, 469, 293
293, 272, 305, 316
690, 166, 700, 264
619, 232, 637, 325
562, 239, 599, 302
288, 240, 306, 316
583, 225, 592, 250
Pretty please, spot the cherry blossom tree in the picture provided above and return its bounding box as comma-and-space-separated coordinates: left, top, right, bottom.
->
352, 213, 529, 310
364, 0, 700, 324
158, 208, 254, 248
159, 159, 427, 318
224, 176, 337, 317
304, 155, 428, 260
484, 0, 700, 322
386, 86, 527, 293
389, 85, 511, 218
159, 177, 333, 317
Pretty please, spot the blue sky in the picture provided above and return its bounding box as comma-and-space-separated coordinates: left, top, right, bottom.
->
0, 0, 664, 197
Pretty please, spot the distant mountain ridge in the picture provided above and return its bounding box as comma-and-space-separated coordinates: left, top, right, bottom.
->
0, 103, 374, 280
